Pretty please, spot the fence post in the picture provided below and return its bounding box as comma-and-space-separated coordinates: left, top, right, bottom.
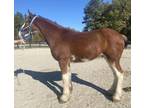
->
29, 41, 31, 48
39, 41, 41, 47
17, 44, 19, 48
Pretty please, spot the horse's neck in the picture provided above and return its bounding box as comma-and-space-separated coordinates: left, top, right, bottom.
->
34, 18, 63, 48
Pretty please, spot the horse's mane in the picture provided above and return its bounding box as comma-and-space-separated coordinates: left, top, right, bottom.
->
39, 16, 79, 32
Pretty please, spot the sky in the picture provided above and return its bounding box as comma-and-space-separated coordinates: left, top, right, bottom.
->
14, 0, 111, 31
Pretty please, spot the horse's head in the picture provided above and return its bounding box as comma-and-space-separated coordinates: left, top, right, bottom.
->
18, 10, 38, 42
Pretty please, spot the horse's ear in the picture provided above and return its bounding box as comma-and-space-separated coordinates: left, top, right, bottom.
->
28, 10, 33, 16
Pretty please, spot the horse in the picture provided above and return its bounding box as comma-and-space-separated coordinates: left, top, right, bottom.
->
14, 39, 25, 49
19, 11, 127, 103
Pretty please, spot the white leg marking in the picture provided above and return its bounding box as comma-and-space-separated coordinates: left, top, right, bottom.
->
112, 64, 123, 101
104, 58, 123, 101
81, 58, 90, 62
71, 55, 76, 61
60, 65, 71, 102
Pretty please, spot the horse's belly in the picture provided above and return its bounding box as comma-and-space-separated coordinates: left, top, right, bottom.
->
70, 52, 101, 63
70, 42, 103, 62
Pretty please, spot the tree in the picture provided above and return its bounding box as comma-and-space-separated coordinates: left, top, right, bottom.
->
83, 0, 131, 43
83, 0, 112, 31
14, 12, 24, 40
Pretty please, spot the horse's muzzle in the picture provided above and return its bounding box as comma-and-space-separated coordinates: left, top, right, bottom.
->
18, 29, 32, 41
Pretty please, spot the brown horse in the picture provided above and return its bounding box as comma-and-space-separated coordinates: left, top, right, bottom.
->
19, 11, 127, 103
14, 39, 25, 49
14, 39, 25, 44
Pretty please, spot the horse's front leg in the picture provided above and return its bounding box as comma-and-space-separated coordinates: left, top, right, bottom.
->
58, 58, 72, 103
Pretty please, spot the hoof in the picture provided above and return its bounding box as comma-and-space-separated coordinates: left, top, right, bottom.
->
58, 94, 70, 104
112, 95, 121, 102
59, 99, 68, 104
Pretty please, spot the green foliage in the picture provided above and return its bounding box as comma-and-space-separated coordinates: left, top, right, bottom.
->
14, 12, 24, 39
83, 0, 131, 42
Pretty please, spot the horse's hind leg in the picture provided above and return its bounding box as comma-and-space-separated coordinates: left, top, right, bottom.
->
112, 60, 124, 102
105, 57, 124, 102
105, 58, 117, 94
58, 58, 72, 103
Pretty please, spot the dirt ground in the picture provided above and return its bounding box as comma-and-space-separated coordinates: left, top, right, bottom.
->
14, 48, 131, 108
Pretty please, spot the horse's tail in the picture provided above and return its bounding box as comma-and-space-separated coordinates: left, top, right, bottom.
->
121, 34, 128, 47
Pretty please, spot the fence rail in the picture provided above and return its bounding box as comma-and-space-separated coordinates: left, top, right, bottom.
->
14, 41, 48, 49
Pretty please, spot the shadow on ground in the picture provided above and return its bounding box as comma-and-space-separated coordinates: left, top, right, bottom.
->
14, 69, 118, 101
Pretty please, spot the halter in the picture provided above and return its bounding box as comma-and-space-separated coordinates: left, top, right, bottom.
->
18, 15, 38, 41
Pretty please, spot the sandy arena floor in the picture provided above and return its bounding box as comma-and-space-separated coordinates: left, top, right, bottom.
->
14, 48, 131, 108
